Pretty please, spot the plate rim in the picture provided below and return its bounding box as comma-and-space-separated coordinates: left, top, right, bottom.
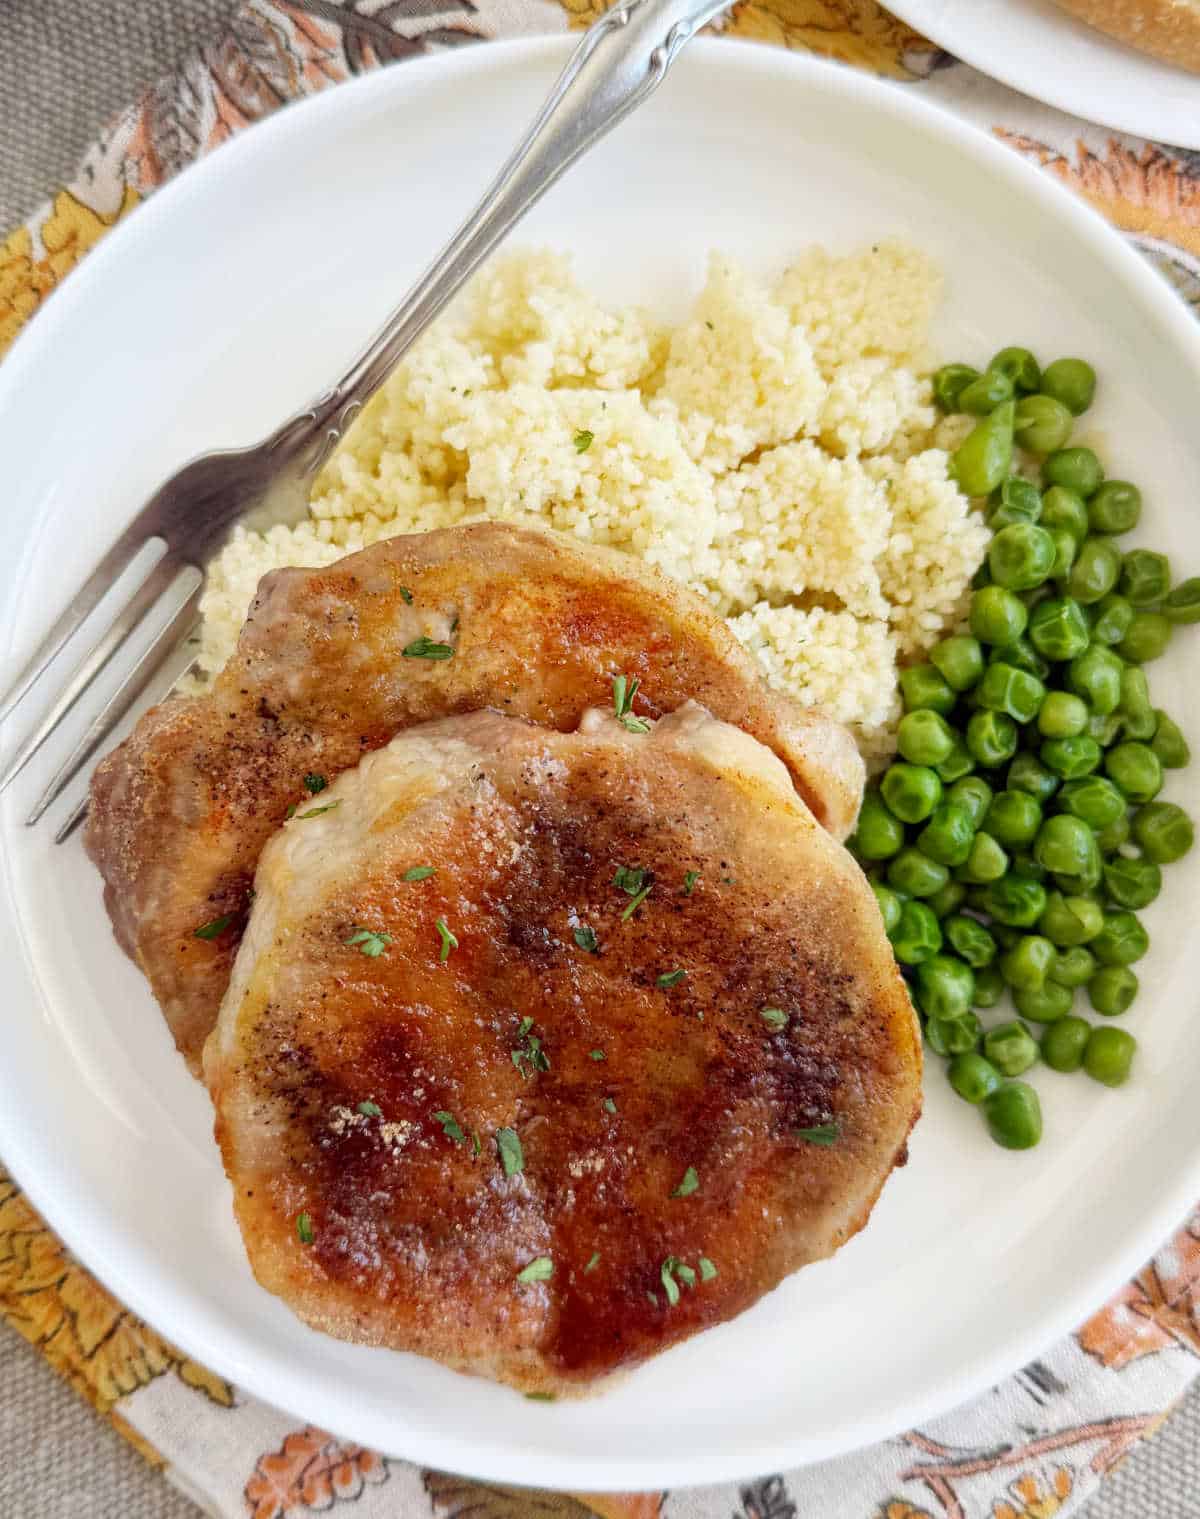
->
2, 33, 1200, 1490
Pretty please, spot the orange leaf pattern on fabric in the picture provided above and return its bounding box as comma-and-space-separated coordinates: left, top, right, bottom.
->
424, 1470, 603, 1515
245, 1427, 390, 1518
993, 1467, 1074, 1519
1078, 1218, 1200, 1369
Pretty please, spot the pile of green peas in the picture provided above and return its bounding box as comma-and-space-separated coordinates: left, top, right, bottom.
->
850, 347, 1198, 1151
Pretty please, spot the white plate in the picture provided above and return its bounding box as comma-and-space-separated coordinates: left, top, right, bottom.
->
888, 0, 1200, 149
2, 37, 1200, 1493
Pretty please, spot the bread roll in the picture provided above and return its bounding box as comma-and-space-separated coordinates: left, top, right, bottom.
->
1051, 0, 1200, 73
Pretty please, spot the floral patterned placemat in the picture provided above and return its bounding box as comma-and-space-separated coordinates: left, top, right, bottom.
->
4, 3, 1200, 1516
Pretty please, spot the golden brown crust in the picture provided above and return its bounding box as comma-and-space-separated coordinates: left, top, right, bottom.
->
86, 523, 864, 1073
1051, 0, 1200, 71
205, 706, 919, 1392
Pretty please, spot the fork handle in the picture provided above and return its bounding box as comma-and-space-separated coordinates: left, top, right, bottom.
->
288, 0, 730, 464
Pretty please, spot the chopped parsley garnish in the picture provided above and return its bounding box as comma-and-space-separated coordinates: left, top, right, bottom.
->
472, 1131, 481, 1156
402, 636, 455, 661
573, 924, 599, 954
402, 865, 436, 882
589, 1049, 606, 1061
683, 870, 700, 896
286, 803, 297, 818
516, 1256, 554, 1284
671, 1166, 699, 1198
512, 1018, 550, 1079
660, 1257, 684, 1306
612, 673, 650, 734
399, 586, 413, 604
496, 1127, 524, 1177
603, 1097, 617, 1114
435, 918, 458, 962
298, 800, 341, 820
193, 913, 234, 940
647, 1291, 659, 1308
356, 1101, 382, 1118
613, 864, 648, 896
525, 1391, 556, 1402
657, 969, 687, 989
573, 429, 595, 454
296, 1212, 314, 1245
794, 1123, 839, 1146
760, 1007, 788, 1031
434, 1110, 467, 1144
673, 1260, 697, 1287
699, 1257, 717, 1282
584, 1251, 601, 1273
620, 713, 651, 734
303, 773, 327, 794
345, 927, 391, 958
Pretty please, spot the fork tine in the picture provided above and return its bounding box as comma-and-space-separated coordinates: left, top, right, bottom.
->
51, 791, 91, 846
0, 551, 186, 796
28, 564, 204, 827
0, 534, 168, 727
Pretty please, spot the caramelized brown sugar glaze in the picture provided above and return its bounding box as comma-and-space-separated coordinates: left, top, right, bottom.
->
87, 522, 864, 1073
205, 706, 919, 1392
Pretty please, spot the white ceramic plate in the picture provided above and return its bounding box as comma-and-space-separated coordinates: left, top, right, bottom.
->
2, 37, 1200, 1492
887, 0, 1200, 149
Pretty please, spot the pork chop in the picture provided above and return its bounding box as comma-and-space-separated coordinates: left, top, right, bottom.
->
86, 522, 864, 1074
205, 703, 919, 1392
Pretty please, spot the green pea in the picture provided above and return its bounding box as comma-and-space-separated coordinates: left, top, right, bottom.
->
948, 776, 994, 828
1068, 644, 1123, 714
1090, 910, 1149, 966
988, 476, 1043, 529
1163, 576, 1200, 624
930, 634, 985, 693
881, 763, 943, 824
982, 1020, 1040, 1076
1088, 711, 1124, 748
951, 400, 1015, 497
1104, 742, 1163, 804
916, 954, 976, 1021
1008, 752, 1059, 803
972, 963, 1005, 1008
948, 1051, 1002, 1104
1057, 775, 1126, 830
1090, 594, 1135, 646
1118, 665, 1153, 727
967, 710, 1019, 768
1131, 801, 1194, 863
984, 789, 1043, 848
1000, 933, 1056, 990
1037, 691, 1089, 740
1083, 1025, 1137, 1087
957, 831, 1009, 884
1047, 527, 1078, 579
926, 881, 967, 919
1122, 709, 1158, 744
1027, 597, 1090, 663
960, 368, 1015, 414
1088, 480, 1142, 535
1038, 891, 1104, 947
1041, 1016, 1091, 1073
1151, 712, 1189, 769
1119, 548, 1170, 605
989, 347, 1041, 394
1067, 536, 1122, 604
917, 803, 977, 867
1049, 946, 1097, 988
1117, 611, 1172, 663
1040, 358, 1096, 415
925, 1012, 983, 1057
887, 847, 950, 899
1034, 814, 1101, 877
1010, 851, 1047, 883
988, 524, 1057, 592
1040, 736, 1102, 779
1088, 965, 1139, 1017
1040, 485, 1090, 541
933, 362, 980, 412
936, 739, 977, 784
992, 635, 1049, 680
890, 899, 943, 964
974, 875, 1048, 927
984, 1081, 1043, 1149
944, 913, 997, 967
976, 662, 1046, 723
970, 585, 1029, 646
1044, 446, 1103, 497
1052, 859, 1103, 895
897, 709, 957, 768
900, 663, 957, 715
1014, 394, 1073, 455
1014, 979, 1075, 1024
849, 793, 906, 859
1094, 811, 1132, 854
871, 883, 904, 934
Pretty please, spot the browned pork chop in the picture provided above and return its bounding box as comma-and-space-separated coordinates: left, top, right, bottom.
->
206, 704, 919, 1392
87, 522, 864, 1073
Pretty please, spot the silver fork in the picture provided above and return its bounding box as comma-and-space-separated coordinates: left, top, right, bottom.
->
0, 0, 730, 843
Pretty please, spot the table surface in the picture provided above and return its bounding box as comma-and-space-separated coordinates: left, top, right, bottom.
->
2, 1, 1199, 1514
